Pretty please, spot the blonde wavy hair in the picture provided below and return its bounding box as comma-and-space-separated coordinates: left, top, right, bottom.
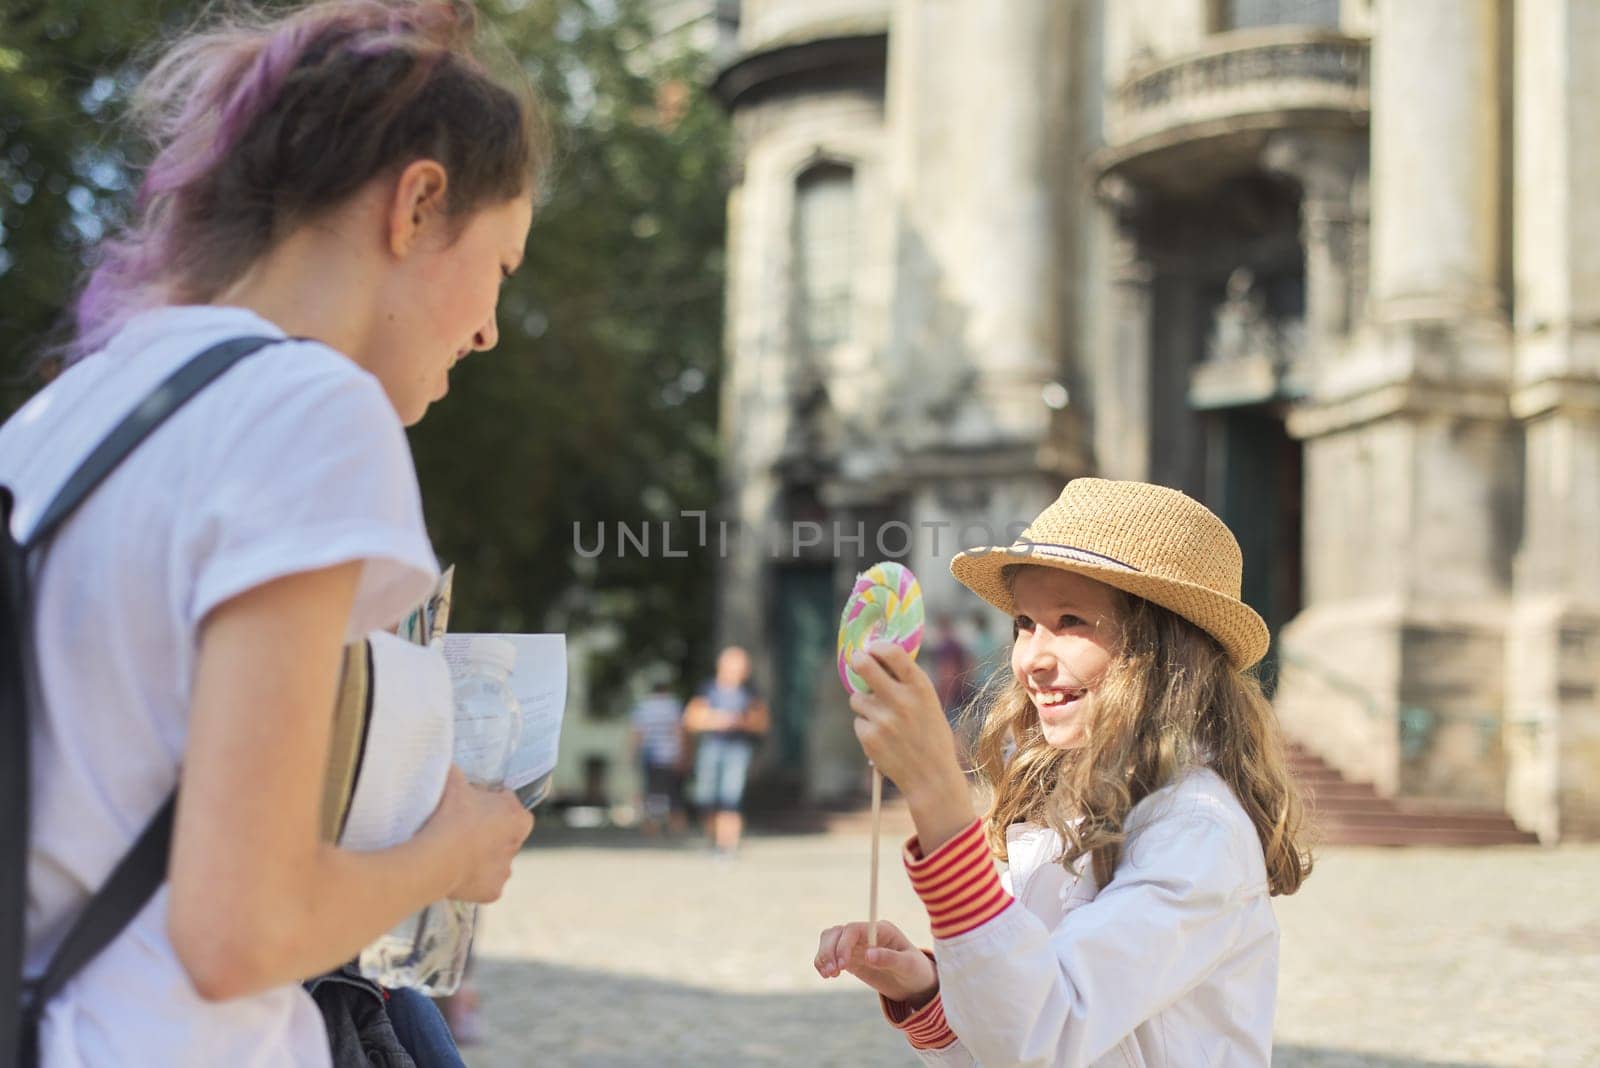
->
968, 569, 1313, 895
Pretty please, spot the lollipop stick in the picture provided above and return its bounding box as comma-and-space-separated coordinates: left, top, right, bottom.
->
836, 563, 924, 954
869, 765, 882, 948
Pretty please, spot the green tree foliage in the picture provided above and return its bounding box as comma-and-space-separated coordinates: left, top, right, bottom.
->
0, 0, 730, 708
415, 0, 729, 703
0, 0, 196, 407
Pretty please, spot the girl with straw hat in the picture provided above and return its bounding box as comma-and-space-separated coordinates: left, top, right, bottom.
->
814, 478, 1312, 1066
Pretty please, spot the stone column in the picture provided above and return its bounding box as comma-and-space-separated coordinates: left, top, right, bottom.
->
1276, 0, 1516, 806
1091, 176, 1153, 482
1310, 0, 1509, 396
1505, 0, 1600, 841
885, 0, 1069, 449
1367, 0, 1505, 343
882, 0, 1081, 698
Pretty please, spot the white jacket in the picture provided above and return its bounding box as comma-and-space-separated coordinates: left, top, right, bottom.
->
890, 768, 1279, 1067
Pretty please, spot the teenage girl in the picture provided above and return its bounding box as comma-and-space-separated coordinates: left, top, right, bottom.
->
0, 3, 544, 1063
816, 478, 1312, 1066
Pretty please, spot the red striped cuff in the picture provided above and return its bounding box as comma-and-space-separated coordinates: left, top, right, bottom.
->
881, 953, 958, 1051
883, 990, 958, 1050
904, 819, 1013, 939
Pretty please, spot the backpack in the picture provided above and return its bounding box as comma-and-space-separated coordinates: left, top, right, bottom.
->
0, 336, 278, 1067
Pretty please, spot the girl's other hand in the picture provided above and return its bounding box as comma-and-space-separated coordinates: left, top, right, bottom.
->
422, 765, 534, 902
814, 921, 938, 1007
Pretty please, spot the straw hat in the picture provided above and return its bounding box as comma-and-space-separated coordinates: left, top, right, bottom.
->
950, 478, 1270, 669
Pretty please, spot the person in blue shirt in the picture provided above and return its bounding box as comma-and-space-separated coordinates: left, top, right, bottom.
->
684, 646, 769, 856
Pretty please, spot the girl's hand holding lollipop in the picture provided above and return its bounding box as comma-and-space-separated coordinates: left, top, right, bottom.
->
830, 561, 974, 963
845, 641, 974, 852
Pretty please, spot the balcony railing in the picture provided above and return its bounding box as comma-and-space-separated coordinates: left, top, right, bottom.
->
1106, 28, 1369, 158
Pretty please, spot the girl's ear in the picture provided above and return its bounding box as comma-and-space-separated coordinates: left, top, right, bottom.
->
386, 159, 450, 259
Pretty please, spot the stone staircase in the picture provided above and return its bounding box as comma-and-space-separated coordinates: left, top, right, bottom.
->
1288, 742, 1539, 847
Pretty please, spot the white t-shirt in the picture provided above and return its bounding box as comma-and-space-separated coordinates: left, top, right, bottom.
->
0, 305, 440, 1067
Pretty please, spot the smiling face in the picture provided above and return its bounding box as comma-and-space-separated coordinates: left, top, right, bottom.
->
1008, 566, 1123, 750
375, 182, 535, 425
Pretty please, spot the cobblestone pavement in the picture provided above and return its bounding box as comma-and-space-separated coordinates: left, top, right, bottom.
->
462, 826, 1600, 1067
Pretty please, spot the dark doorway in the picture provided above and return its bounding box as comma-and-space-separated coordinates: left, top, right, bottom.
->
1205, 409, 1303, 692
771, 565, 835, 771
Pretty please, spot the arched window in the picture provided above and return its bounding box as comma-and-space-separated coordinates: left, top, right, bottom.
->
792, 162, 857, 351
1216, 0, 1340, 31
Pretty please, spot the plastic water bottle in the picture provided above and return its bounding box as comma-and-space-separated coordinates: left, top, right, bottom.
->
450, 637, 522, 788
359, 638, 522, 993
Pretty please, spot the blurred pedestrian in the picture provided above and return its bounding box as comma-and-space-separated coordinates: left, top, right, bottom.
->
929, 614, 976, 766
929, 614, 975, 717
629, 676, 688, 836
968, 609, 1005, 690
683, 646, 768, 857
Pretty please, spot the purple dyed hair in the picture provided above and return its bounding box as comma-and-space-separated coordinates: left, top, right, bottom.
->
69, 0, 548, 362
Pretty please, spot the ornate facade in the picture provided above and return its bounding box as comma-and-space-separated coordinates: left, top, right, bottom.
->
708, 0, 1599, 841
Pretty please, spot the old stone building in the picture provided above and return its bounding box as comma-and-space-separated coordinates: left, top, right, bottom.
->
705, 0, 1599, 841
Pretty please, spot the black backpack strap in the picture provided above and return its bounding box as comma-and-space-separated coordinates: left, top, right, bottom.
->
6, 334, 280, 1066
17, 796, 176, 1065
0, 488, 34, 1063
23, 335, 281, 550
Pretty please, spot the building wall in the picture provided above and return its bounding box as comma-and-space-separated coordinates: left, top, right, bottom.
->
718, 80, 891, 658
713, 0, 1600, 837
1504, 0, 1600, 839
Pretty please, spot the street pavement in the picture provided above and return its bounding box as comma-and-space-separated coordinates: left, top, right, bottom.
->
461, 825, 1600, 1067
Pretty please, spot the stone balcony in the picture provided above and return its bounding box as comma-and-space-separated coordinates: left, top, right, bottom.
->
1096, 28, 1369, 189
712, 8, 888, 111
735, 0, 890, 55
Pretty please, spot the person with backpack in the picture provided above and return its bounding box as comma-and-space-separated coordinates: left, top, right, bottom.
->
0, 2, 546, 1064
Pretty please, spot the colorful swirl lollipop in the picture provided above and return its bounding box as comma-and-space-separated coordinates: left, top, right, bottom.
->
837, 561, 926, 695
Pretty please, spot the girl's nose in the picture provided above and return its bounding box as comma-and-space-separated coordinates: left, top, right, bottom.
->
1016, 627, 1056, 675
